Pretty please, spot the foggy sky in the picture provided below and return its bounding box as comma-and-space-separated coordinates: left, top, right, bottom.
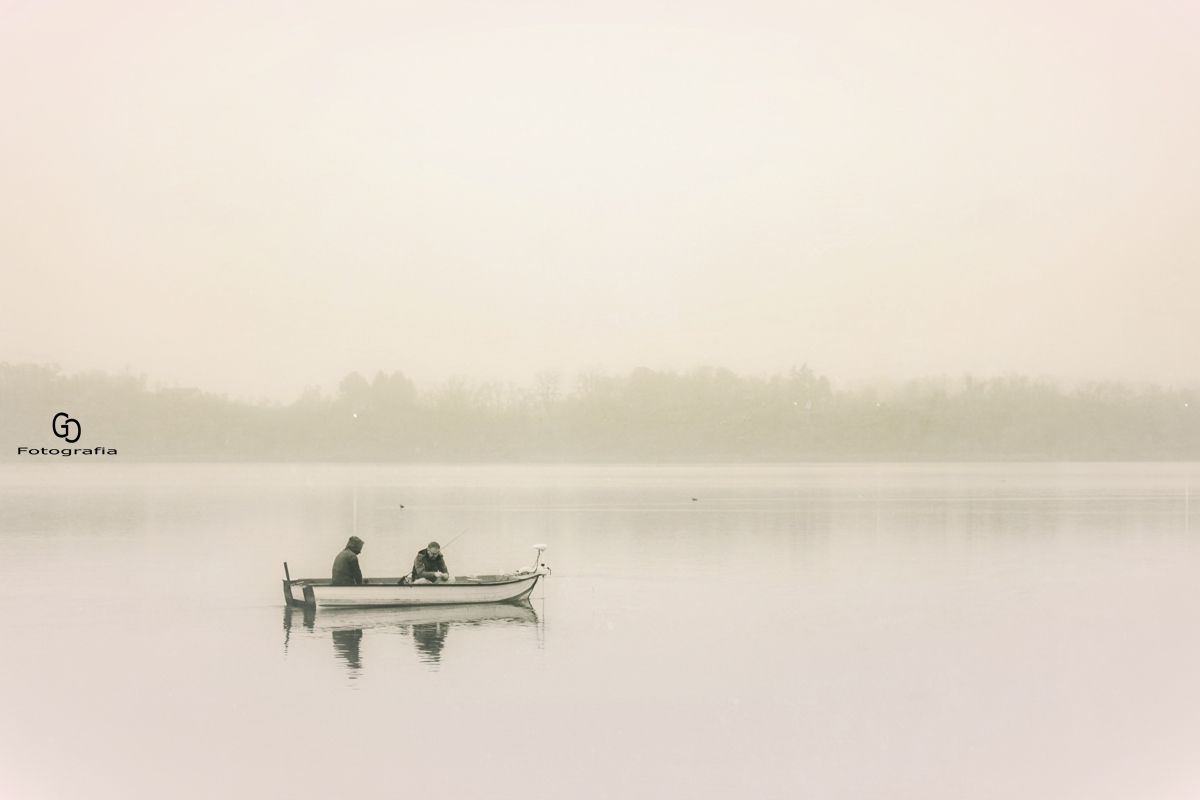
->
2, 0, 1198, 401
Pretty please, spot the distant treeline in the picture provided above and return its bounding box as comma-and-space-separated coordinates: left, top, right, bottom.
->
2, 363, 1198, 461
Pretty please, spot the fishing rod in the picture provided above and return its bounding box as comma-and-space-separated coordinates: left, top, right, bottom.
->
441, 526, 472, 549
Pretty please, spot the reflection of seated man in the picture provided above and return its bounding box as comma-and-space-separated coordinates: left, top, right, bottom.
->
411, 541, 449, 584
332, 536, 365, 586
331, 628, 363, 672
412, 621, 447, 663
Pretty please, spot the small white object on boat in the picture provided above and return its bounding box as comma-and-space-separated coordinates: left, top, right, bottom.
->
283, 545, 550, 609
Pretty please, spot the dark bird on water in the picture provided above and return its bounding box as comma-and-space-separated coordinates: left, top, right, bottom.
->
692, 497, 698, 501
399, 504, 405, 509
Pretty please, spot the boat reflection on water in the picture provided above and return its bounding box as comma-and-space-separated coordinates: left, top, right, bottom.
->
284, 602, 541, 673
283, 604, 316, 634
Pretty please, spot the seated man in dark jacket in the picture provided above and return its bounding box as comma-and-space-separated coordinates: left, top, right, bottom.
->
332, 536, 365, 586
411, 541, 449, 583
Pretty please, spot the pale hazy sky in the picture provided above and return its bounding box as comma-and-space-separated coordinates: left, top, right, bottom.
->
2, 0, 1198, 401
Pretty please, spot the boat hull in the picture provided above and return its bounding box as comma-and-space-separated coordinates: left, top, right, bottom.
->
287, 572, 545, 609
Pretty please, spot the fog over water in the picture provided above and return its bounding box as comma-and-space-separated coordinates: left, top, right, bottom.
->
4, 362, 1198, 461
2, 463, 1199, 800
3, 6, 1200, 797
2, 1, 1199, 400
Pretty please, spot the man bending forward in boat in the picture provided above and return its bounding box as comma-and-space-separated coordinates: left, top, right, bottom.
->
411, 541, 449, 584
332, 536, 365, 586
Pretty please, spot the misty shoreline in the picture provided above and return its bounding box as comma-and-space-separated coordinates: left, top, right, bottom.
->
3, 363, 1197, 462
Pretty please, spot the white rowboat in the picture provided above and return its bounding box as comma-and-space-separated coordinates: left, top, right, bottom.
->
284, 545, 550, 609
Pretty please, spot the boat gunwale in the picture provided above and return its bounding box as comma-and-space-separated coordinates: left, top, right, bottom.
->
290, 573, 544, 589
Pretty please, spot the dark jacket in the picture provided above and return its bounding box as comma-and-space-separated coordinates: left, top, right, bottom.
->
412, 548, 448, 581
332, 548, 363, 586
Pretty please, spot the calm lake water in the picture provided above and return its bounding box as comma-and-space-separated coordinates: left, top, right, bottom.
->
0, 462, 1198, 799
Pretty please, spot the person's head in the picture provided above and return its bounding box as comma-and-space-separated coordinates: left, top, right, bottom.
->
347, 535, 364, 554
427, 541, 441, 557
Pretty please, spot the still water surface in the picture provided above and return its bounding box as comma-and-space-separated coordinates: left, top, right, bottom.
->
0, 463, 1198, 799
